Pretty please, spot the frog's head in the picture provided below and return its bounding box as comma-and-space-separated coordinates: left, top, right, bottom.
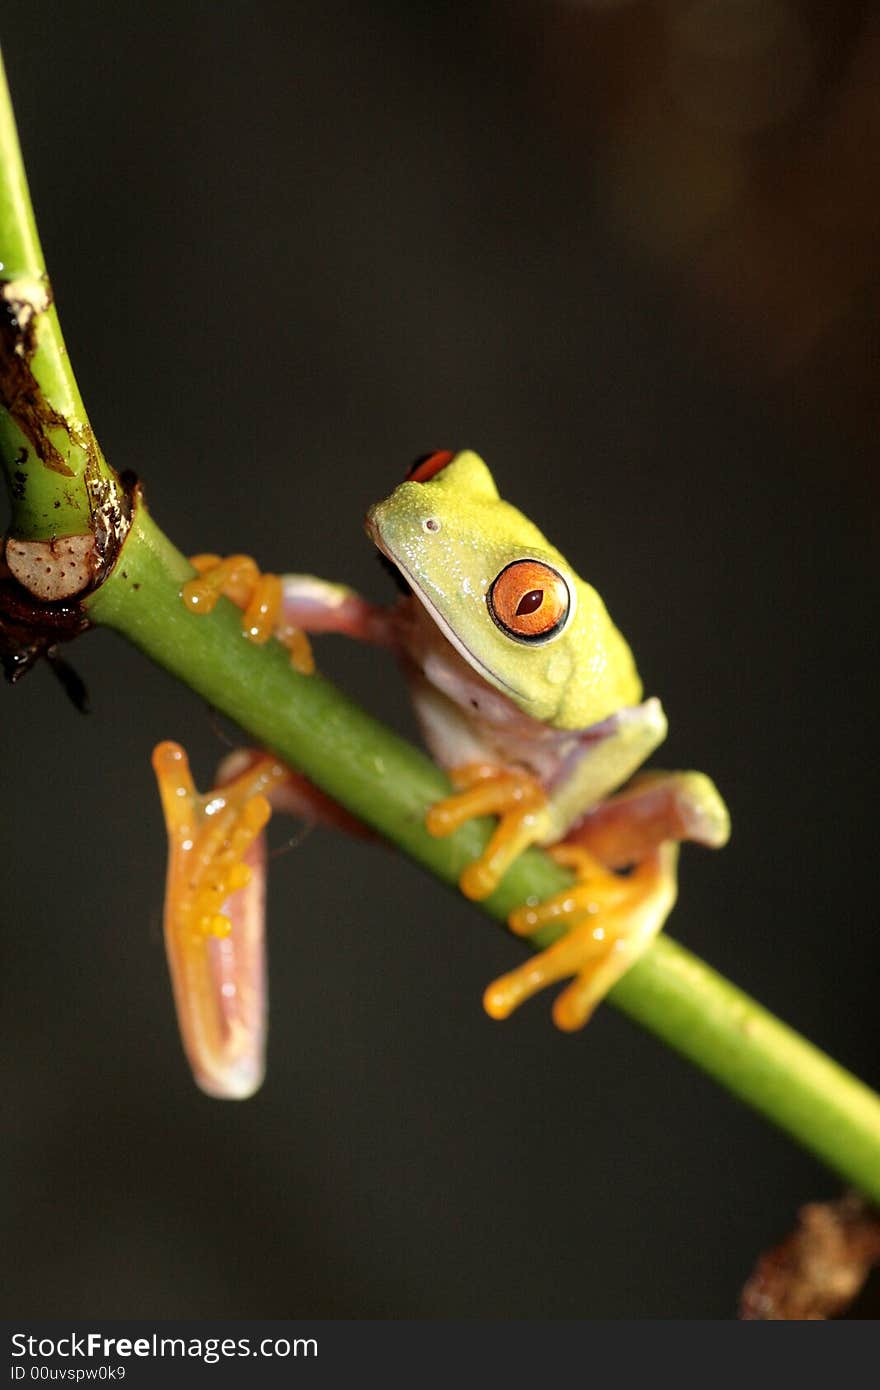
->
366, 450, 640, 727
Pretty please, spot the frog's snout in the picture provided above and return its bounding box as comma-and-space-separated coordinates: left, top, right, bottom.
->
364, 500, 384, 546
365, 499, 402, 569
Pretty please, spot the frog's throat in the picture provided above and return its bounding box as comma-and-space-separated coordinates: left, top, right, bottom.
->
370, 533, 530, 705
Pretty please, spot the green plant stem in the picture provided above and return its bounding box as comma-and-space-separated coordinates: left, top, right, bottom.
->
0, 51, 122, 541
3, 44, 880, 1202
86, 502, 880, 1202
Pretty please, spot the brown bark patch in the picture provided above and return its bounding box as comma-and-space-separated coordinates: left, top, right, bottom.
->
0, 276, 78, 478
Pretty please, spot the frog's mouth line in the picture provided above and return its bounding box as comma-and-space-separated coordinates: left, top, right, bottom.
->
368, 525, 529, 703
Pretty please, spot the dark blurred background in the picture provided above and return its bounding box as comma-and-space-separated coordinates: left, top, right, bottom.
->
1, 0, 877, 1318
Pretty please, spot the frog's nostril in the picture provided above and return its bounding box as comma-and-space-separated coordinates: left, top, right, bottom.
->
423, 517, 441, 533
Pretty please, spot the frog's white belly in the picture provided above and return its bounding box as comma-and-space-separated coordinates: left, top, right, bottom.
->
393, 595, 667, 832
393, 596, 598, 783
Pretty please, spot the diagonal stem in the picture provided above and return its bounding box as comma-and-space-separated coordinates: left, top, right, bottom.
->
86, 502, 880, 1203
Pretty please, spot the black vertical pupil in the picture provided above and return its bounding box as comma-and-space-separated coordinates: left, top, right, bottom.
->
516, 589, 544, 617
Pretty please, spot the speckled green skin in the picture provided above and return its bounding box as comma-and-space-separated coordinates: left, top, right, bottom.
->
367, 451, 641, 730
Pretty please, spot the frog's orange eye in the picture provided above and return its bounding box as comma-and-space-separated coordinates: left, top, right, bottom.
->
488, 560, 571, 644
407, 450, 455, 483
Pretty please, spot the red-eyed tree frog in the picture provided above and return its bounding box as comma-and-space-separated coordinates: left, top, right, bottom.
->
153, 450, 729, 1097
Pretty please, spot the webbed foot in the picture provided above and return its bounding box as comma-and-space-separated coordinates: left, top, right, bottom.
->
484, 843, 678, 1030
483, 767, 728, 1030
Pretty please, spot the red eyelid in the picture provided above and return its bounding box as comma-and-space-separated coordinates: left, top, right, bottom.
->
407, 450, 456, 483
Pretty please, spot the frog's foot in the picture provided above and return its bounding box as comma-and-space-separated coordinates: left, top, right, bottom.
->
183, 553, 315, 675
425, 762, 553, 901
152, 740, 289, 1099
484, 843, 678, 1031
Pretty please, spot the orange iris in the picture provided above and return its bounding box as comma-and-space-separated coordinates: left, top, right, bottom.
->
488, 560, 570, 642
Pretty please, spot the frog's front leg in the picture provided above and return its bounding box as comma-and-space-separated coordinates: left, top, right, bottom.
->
184, 554, 315, 674
426, 698, 668, 900
182, 559, 393, 670
427, 762, 555, 901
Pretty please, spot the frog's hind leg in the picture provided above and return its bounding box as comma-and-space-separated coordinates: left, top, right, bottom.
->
485, 843, 678, 1031
567, 769, 730, 866
152, 741, 289, 1099
484, 769, 729, 1030
152, 741, 377, 1099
